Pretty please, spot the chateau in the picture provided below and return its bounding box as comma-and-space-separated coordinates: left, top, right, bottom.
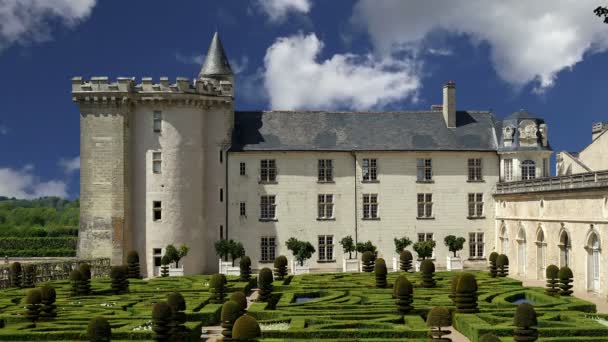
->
73, 33, 608, 296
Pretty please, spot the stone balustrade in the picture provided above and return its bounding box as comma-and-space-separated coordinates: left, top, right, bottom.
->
495, 170, 608, 194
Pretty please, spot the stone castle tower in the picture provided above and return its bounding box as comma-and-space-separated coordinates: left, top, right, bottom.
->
73, 33, 234, 276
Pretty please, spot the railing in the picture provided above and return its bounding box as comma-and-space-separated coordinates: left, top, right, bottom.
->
495, 170, 608, 194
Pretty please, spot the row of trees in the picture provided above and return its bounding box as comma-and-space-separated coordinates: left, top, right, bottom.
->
341, 235, 466, 260
0, 197, 79, 235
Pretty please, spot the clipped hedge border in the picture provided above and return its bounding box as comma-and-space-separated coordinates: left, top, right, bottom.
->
0, 237, 77, 250
0, 248, 75, 257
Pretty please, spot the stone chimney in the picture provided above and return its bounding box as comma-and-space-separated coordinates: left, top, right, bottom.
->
442, 81, 456, 128
592, 122, 608, 141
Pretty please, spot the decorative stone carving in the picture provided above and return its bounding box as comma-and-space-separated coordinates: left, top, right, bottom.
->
503, 125, 515, 141
519, 120, 538, 145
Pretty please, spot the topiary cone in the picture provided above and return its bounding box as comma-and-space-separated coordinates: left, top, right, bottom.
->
426, 306, 452, 341
374, 258, 387, 288
273, 255, 288, 280
361, 251, 375, 272
420, 260, 436, 288
221, 300, 242, 338
25, 288, 42, 324
239, 256, 252, 281
152, 302, 173, 342
209, 273, 227, 304
9, 262, 22, 288
394, 275, 414, 314
232, 314, 261, 341
69, 269, 84, 296
126, 250, 141, 279
545, 265, 559, 296
558, 266, 573, 296
88, 316, 112, 342
399, 250, 413, 272
513, 303, 538, 342
489, 252, 499, 278
230, 291, 248, 314
497, 254, 509, 277
454, 273, 479, 313
40, 285, 57, 319
258, 268, 274, 303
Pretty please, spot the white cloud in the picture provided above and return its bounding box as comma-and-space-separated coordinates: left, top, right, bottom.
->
263, 33, 420, 110
256, 0, 311, 22
0, 166, 68, 199
352, 0, 608, 92
230, 56, 249, 74
0, 0, 96, 51
175, 52, 204, 65
59, 156, 79, 174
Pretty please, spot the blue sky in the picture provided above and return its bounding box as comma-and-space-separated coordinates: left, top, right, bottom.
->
0, 0, 607, 199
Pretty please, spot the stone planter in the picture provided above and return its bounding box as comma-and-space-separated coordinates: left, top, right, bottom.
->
342, 258, 360, 272
392, 257, 399, 272
168, 267, 183, 277
219, 259, 240, 276
291, 260, 310, 275
446, 256, 463, 271
415, 260, 421, 272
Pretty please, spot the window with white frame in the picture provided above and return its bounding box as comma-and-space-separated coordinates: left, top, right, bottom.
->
152, 152, 162, 174
153, 111, 162, 132
469, 232, 484, 258
417, 193, 433, 218
240, 202, 246, 217
260, 160, 277, 182
318, 235, 334, 261
317, 194, 334, 219
417, 159, 433, 181
153, 201, 162, 221
521, 160, 536, 180
468, 158, 482, 181
504, 159, 513, 181
362, 159, 377, 181
468, 193, 484, 217
362, 194, 378, 219
260, 236, 276, 262
418, 232, 434, 242
318, 159, 333, 182
239, 162, 246, 176
260, 195, 276, 220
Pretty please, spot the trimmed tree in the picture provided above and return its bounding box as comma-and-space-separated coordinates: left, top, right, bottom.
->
165, 244, 189, 268
444, 235, 466, 257
356, 241, 377, 255
413, 240, 436, 260
454, 273, 479, 313
160, 255, 170, 277
23, 264, 36, 288
340, 235, 356, 259
40, 285, 57, 319
232, 314, 262, 341
167, 292, 188, 340
399, 250, 413, 272
361, 251, 375, 272
152, 301, 172, 342
545, 265, 560, 296
239, 256, 252, 281
87, 317, 112, 342
489, 252, 499, 278
230, 291, 248, 315
479, 333, 501, 342
69, 269, 84, 296
209, 273, 227, 304
273, 255, 288, 280
394, 275, 414, 314
25, 288, 42, 325
497, 254, 509, 277
286, 238, 316, 267
513, 303, 539, 342
426, 306, 452, 341
375, 258, 387, 288
558, 266, 574, 296
9, 262, 22, 288
420, 260, 436, 288
110, 266, 128, 295
394, 237, 413, 254
229, 240, 246, 266
215, 240, 230, 262
127, 250, 141, 279
221, 300, 241, 339
79, 263, 92, 295
258, 268, 274, 302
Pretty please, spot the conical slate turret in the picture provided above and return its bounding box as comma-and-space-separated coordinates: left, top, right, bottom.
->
199, 32, 233, 78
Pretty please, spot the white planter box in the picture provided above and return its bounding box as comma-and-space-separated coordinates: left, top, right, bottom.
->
446, 256, 463, 271
342, 258, 360, 272
392, 257, 399, 272
415, 260, 421, 272
291, 260, 310, 275
168, 267, 183, 277
219, 259, 240, 276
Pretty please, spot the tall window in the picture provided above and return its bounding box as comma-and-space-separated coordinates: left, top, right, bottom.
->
261, 237, 276, 262
152, 152, 162, 174
260, 195, 276, 220
521, 160, 536, 180
260, 160, 277, 182
219, 225, 224, 240
153, 248, 162, 276
418, 233, 434, 242
504, 159, 513, 181
317, 194, 334, 219
318, 235, 334, 261
239, 202, 246, 217
468, 158, 482, 181
362, 194, 378, 219
417, 159, 432, 181
362, 159, 377, 181
240, 162, 246, 176
469, 232, 484, 258
219, 188, 223, 202
152, 201, 162, 221
468, 193, 484, 217
153, 111, 162, 132
318, 159, 333, 182
417, 194, 433, 218
219, 150, 223, 163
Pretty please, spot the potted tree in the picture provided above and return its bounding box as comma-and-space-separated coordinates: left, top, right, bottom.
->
215, 240, 231, 274
412, 240, 436, 271
285, 238, 315, 274
340, 236, 358, 272
444, 235, 466, 270
393, 237, 412, 271
355, 241, 377, 272
165, 244, 189, 276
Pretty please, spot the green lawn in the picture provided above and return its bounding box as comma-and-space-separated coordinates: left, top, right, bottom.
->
0, 271, 605, 341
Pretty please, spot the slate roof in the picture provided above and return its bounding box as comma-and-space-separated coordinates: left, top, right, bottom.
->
231, 110, 499, 152
199, 32, 233, 77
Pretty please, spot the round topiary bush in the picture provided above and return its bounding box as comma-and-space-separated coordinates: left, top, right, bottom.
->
374, 258, 387, 288
545, 264, 560, 296
361, 251, 375, 272
489, 252, 499, 278
273, 255, 288, 280
426, 306, 452, 341
110, 266, 128, 295
497, 254, 509, 277
126, 250, 141, 279
152, 302, 172, 342
209, 273, 227, 304
40, 285, 57, 319
513, 303, 538, 342
399, 250, 413, 272
221, 300, 242, 338
394, 275, 414, 314
22, 264, 36, 288
232, 314, 261, 341
558, 266, 573, 296
479, 333, 501, 342
230, 291, 248, 314
69, 269, 84, 296
239, 256, 252, 281
420, 260, 436, 288
87, 316, 111, 342
449, 273, 461, 303
454, 272, 479, 313
258, 268, 274, 303
161, 255, 170, 278
25, 288, 42, 324
79, 263, 92, 295
9, 262, 22, 288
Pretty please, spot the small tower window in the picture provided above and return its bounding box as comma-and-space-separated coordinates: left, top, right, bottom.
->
220, 188, 223, 202
152, 152, 162, 174
240, 162, 246, 176
153, 201, 162, 221
219, 150, 223, 163
153, 111, 162, 133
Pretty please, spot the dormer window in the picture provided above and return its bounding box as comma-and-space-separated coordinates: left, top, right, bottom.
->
521, 160, 536, 180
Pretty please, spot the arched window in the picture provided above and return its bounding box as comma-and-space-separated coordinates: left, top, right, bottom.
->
558, 229, 571, 268
521, 160, 536, 180
536, 228, 546, 280
587, 230, 601, 292
517, 225, 527, 275
500, 224, 509, 254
